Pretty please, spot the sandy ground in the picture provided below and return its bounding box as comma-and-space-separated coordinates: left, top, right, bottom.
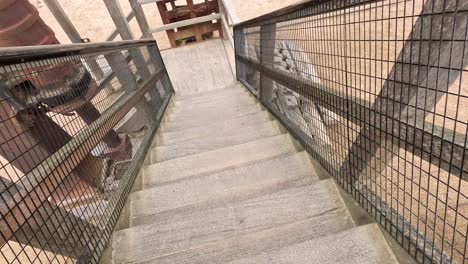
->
31, 0, 302, 50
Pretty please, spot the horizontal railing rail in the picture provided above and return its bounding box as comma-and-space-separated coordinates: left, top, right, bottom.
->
234, 0, 468, 263
0, 39, 174, 263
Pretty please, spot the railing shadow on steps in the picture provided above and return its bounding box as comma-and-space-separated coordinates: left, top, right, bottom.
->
234, 0, 468, 263
0, 39, 174, 263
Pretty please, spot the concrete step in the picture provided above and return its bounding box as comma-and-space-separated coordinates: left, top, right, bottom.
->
172, 87, 249, 106
111, 179, 354, 263
160, 110, 270, 132
152, 120, 282, 162
172, 90, 253, 108
227, 224, 398, 264
132, 152, 318, 226
156, 115, 275, 146
129, 218, 357, 264
168, 97, 259, 118
165, 102, 261, 123
144, 134, 297, 186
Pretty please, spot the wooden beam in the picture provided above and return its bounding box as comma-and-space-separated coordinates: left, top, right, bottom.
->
129, 0, 153, 39
103, 0, 151, 79
106, 11, 136, 41
338, 0, 468, 186
236, 55, 468, 180
103, 0, 135, 40
150, 14, 222, 33
43, 0, 82, 43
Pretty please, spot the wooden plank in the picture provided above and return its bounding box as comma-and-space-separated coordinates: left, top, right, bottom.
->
150, 14, 222, 33
103, 0, 135, 40
106, 11, 135, 41
103, 0, 151, 79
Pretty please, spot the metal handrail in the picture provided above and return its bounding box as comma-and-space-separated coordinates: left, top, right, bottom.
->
0, 39, 155, 64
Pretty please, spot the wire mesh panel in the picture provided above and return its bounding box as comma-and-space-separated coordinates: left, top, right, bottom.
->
235, 0, 468, 263
0, 39, 173, 263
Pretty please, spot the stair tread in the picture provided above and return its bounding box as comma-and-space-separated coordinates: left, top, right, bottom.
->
144, 134, 297, 186
153, 120, 282, 162
169, 96, 257, 115
112, 179, 353, 263
173, 83, 247, 102
157, 115, 274, 146
227, 224, 398, 264
166, 102, 261, 123
173, 90, 248, 106
161, 111, 270, 132
132, 152, 318, 225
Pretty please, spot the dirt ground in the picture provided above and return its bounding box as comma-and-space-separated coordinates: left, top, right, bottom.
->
31, 0, 302, 50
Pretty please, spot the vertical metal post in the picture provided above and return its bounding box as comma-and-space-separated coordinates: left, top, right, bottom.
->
104, 0, 151, 80
259, 24, 276, 103
129, 0, 152, 39
105, 51, 154, 131
43, 0, 103, 78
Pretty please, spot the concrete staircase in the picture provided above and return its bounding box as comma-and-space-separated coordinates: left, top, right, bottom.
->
109, 83, 400, 264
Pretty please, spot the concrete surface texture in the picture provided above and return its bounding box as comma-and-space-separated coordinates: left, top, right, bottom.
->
106, 38, 402, 263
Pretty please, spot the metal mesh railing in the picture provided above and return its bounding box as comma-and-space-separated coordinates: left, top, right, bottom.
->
0, 39, 173, 263
234, 0, 467, 263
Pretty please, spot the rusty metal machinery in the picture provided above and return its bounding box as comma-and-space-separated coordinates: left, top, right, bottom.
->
0, 0, 131, 205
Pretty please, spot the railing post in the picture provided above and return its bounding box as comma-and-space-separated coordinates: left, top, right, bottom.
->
104, 0, 151, 81
105, 51, 154, 131
217, 0, 234, 49
129, 0, 152, 39
43, 0, 104, 78
259, 24, 276, 103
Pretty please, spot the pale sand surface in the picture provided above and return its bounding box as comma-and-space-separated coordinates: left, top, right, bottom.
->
31, 0, 303, 50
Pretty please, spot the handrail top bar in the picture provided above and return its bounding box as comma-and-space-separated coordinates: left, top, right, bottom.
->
234, 0, 379, 27
0, 39, 156, 65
